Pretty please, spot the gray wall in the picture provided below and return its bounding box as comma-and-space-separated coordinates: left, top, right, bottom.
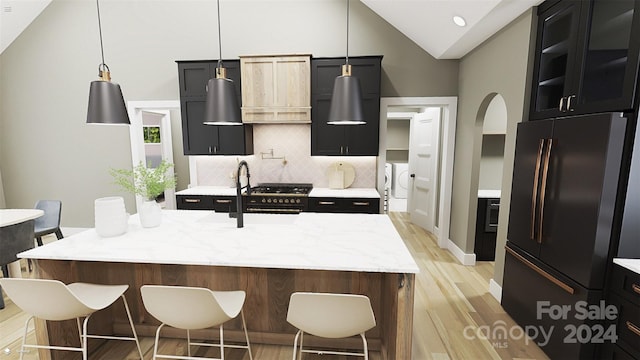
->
0, 0, 458, 227
478, 135, 506, 190
454, 9, 535, 285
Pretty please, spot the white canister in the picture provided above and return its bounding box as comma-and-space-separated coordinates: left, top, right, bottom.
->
94, 197, 128, 237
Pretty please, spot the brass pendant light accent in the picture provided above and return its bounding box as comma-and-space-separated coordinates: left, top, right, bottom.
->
328, 0, 365, 125
203, 0, 242, 126
86, 0, 129, 125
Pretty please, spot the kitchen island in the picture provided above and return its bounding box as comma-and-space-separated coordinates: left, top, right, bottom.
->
20, 210, 418, 360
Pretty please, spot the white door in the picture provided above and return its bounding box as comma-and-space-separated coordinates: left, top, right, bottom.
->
407, 108, 441, 233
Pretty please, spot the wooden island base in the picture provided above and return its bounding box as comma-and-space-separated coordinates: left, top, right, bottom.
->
34, 259, 414, 360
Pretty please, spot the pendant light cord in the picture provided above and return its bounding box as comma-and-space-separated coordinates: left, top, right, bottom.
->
217, 0, 223, 69
96, 0, 106, 68
346, 0, 350, 65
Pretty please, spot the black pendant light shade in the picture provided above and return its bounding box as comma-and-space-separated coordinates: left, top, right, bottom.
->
203, 77, 242, 125
203, 0, 242, 126
86, 0, 129, 125
87, 78, 130, 125
328, 71, 365, 125
328, 0, 365, 125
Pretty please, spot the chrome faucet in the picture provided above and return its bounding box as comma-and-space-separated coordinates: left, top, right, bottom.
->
231, 160, 251, 228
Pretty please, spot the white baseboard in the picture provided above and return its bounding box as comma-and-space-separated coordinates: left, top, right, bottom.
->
446, 239, 476, 266
489, 278, 502, 303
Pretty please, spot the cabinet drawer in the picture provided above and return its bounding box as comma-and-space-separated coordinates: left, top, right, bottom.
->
176, 195, 214, 210
502, 244, 602, 359
308, 197, 380, 214
611, 264, 640, 306
211, 196, 237, 213
610, 293, 640, 359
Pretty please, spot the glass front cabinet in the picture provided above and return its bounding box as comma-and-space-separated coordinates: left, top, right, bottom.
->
530, 0, 640, 120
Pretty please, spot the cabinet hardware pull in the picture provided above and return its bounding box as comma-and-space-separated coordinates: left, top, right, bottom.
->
537, 139, 553, 244
215, 199, 232, 204
353, 202, 370, 206
567, 95, 575, 111
319, 201, 335, 205
627, 321, 640, 338
209, 146, 212, 154
632, 283, 640, 295
531, 139, 545, 241
184, 199, 201, 203
340, 146, 344, 154
559, 97, 565, 111
506, 246, 575, 294
346, 146, 349, 155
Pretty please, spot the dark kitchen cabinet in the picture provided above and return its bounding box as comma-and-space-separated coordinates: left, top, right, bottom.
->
605, 264, 640, 359
507, 114, 627, 289
530, 0, 640, 120
311, 56, 382, 156
308, 197, 380, 214
176, 194, 237, 213
176, 60, 253, 156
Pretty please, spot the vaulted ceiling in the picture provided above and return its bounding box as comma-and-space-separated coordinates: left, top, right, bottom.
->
0, 0, 542, 58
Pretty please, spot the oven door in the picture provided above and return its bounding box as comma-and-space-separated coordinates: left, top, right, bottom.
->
484, 198, 500, 233
243, 195, 306, 214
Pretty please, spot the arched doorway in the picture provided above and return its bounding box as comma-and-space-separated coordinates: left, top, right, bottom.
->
473, 93, 507, 262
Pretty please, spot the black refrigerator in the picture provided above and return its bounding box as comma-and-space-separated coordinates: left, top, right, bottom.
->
502, 113, 638, 359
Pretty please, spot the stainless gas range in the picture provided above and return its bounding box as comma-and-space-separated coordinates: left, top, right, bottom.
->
243, 183, 313, 214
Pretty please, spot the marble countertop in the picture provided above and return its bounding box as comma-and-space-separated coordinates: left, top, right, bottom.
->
310, 188, 380, 198
478, 190, 501, 198
19, 210, 418, 274
0, 209, 44, 227
176, 186, 237, 196
613, 258, 640, 275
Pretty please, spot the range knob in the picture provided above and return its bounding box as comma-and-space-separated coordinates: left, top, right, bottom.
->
267, 198, 272, 203
261, 198, 266, 203
296, 199, 301, 204
285, 199, 290, 203
278, 199, 284, 203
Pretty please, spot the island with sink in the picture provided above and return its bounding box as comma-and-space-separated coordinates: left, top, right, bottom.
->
20, 210, 418, 360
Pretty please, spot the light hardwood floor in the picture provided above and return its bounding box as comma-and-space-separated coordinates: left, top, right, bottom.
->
0, 212, 549, 360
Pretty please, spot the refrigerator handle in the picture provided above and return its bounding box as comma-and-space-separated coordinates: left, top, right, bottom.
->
537, 139, 553, 244
530, 139, 545, 240
505, 246, 575, 294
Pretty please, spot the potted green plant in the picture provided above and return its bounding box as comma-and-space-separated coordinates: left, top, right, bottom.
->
110, 160, 176, 228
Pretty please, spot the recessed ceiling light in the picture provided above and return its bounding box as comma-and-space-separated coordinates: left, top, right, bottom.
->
453, 15, 467, 27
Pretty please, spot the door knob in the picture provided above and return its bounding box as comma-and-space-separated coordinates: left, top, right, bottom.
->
410, 174, 415, 178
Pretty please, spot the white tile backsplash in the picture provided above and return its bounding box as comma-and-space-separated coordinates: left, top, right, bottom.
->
193, 124, 377, 188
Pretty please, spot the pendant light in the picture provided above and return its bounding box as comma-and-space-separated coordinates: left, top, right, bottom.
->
203, 0, 242, 126
328, 0, 365, 125
86, 0, 129, 125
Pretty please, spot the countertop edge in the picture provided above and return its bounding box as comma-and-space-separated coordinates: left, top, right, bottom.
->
613, 258, 640, 275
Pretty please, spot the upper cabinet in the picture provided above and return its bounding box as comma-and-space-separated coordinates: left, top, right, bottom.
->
311, 56, 382, 156
176, 60, 253, 156
530, 0, 640, 120
240, 55, 311, 123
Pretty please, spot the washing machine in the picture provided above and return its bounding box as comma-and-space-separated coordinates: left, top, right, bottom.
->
392, 163, 409, 199
384, 163, 392, 189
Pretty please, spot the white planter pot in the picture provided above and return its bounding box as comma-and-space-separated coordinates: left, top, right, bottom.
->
139, 200, 161, 228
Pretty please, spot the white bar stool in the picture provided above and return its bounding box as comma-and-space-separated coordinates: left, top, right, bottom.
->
141, 285, 253, 360
0, 278, 143, 360
286, 292, 377, 360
